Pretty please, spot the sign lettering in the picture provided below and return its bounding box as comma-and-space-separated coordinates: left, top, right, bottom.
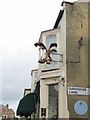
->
68, 87, 90, 95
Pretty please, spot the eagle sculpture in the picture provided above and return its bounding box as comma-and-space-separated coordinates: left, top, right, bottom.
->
34, 42, 57, 64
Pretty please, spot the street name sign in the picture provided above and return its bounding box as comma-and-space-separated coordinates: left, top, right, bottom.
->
68, 86, 90, 95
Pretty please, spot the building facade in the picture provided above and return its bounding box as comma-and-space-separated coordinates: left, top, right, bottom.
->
24, 89, 31, 96
65, 1, 88, 118
33, 1, 89, 119
0, 104, 15, 119
17, 0, 89, 119
31, 69, 39, 93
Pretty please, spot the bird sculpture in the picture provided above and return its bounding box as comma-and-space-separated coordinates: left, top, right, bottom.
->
34, 41, 57, 64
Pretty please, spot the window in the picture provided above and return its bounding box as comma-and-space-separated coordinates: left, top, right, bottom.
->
41, 108, 46, 117
46, 35, 58, 69
48, 84, 58, 118
39, 28, 60, 70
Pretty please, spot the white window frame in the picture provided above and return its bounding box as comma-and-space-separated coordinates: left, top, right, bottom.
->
39, 28, 60, 71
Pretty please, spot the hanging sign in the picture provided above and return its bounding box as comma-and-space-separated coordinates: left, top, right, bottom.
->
68, 86, 90, 95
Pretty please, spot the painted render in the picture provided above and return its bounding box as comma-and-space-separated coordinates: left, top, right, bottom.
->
31, 1, 89, 119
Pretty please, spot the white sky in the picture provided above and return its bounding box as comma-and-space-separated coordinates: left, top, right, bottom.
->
0, 0, 78, 116
0, 0, 63, 115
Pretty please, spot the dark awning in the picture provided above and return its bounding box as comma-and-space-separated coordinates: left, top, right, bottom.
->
16, 93, 36, 117
34, 81, 40, 104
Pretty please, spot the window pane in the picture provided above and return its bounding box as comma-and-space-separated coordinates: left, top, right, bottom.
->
46, 35, 56, 48
48, 84, 58, 118
46, 35, 57, 69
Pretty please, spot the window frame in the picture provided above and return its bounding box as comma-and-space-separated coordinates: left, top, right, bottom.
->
39, 28, 60, 71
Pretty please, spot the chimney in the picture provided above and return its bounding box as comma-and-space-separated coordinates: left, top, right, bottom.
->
6, 104, 9, 109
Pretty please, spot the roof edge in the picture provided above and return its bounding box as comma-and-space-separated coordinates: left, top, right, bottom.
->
54, 1, 77, 29
61, 1, 76, 6
53, 9, 64, 29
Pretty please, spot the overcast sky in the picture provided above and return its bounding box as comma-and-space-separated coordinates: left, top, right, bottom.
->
0, 0, 64, 115
0, 0, 78, 116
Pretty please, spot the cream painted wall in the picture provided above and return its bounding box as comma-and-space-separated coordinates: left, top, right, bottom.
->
31, 69, 38, 92
37, 1, 88, 118
57, 4, 69, 118
39, 8, 69, 117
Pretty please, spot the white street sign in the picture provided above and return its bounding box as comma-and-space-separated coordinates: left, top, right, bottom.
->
68, 86, 90, 95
